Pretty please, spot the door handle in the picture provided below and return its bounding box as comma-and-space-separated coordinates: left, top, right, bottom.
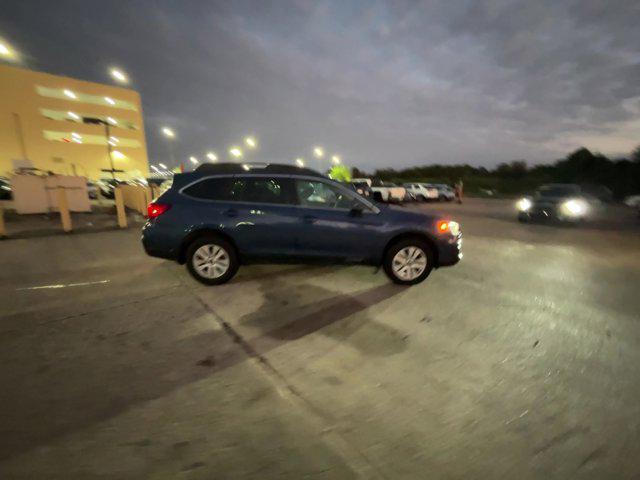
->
225, 208, 238, 218
303, 215, 317, 224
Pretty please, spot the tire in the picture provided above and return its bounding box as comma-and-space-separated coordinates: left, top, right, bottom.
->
373, 191, 383, 202
185, 236, 239, 285
420, 195, 428, 202
383, 238, 434, 285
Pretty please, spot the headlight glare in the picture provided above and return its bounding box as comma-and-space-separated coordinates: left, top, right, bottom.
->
517, 198, 532, 212
561, 198, 588, 217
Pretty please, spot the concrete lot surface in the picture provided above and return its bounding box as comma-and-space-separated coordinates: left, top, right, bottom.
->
0, 199, 639, 479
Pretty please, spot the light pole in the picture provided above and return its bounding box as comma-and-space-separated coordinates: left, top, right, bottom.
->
161, 127, 176, 168
313, 146, 325, 171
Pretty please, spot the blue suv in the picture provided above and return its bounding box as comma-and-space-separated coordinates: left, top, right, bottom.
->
142, 163, 462, 285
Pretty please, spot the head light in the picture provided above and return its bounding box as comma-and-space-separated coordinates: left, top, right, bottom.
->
517, 198, 532, 212
436, 220, 460, 236
561, 198, 588, 217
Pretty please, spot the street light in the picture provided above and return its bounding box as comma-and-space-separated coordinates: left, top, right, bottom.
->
159, 163, 167, 169
206, 152, 218, 162
161, 127, 175, 138
63, 89, 77, 99
313, 146, 324, 158
189, 156, 199, 165
106, 116, 117, 125
67, 111, 80, 120
245, 136, 257, 149
160, 127, 176, 166
229, 147, 243, 159
0, 39, 18, 61
331, 155, 341, 165
111, 150, 125, 160
109, 68, 129, 84
295, 158, 305, 167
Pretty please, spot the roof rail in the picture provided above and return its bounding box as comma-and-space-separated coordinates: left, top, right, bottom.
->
194, 162, 325, 177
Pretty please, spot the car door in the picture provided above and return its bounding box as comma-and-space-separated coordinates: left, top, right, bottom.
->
228, 175, 299, 258
292, 178, 384, 261
180, 175, 298, 258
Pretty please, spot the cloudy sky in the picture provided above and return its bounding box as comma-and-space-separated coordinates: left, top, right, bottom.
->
2, 0, 639, 171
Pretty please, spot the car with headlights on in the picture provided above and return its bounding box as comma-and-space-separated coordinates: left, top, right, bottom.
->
142, 163, 462, 285
516, 184, 599, 223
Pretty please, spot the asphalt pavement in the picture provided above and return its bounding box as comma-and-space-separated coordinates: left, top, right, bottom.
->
0, 198, 639, 479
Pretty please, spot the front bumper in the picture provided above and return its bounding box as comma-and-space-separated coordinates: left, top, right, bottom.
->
438, 233, 463, 267
519, 207, 584, 222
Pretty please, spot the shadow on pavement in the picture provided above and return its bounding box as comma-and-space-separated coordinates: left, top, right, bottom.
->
0, 278, 404, 462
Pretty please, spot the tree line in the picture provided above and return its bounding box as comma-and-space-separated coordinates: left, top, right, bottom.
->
354, 146, 640, 199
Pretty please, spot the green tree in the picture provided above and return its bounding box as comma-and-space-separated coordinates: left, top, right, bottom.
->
632, 145, 640, 163
329, 164, 352, 182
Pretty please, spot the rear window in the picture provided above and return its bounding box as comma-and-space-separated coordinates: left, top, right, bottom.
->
182, 177, 239, 201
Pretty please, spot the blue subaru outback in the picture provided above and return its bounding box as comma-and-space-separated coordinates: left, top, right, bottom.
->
142, 163, 462, 285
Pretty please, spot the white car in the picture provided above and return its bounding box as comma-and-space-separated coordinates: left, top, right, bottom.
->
370, 181, 406, 203
354, 178, 406, 203
403, 183, 439, 202
430, 184, 455, 201
624, 195, 640, 208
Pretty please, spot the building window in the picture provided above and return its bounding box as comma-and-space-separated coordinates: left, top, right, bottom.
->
42, 130, 142, 148
36, 86, 138, 111
40, 109, 138, 130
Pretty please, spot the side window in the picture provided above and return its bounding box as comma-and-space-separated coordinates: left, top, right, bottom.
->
237, 177, 293, 205
295, 180, 356, 209
182, 177, 242, 201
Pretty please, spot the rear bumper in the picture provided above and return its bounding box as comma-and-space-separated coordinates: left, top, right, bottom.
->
437, 233, 463, 267
141, 223, 179, 260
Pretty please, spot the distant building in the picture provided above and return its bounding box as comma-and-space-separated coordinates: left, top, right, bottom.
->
0, 63, 148, 180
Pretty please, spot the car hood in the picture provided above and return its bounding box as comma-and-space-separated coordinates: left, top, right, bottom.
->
377, 204, 443, 224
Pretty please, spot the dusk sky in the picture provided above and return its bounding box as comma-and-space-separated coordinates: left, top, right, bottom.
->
2, 0, 639, 171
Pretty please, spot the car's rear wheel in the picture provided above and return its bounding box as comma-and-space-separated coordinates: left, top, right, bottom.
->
186, 236, 238, 285
383, 238, 434, 285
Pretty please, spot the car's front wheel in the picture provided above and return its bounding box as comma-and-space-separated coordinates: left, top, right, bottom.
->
186, 236, 239, 285
383, 239, 434, 285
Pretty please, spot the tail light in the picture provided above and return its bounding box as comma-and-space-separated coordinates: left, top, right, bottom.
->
147, 203, 171, 219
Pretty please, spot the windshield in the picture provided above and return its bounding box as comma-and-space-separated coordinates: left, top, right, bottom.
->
537, 185, 581, 197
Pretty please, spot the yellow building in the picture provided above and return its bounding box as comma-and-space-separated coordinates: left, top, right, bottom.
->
0, 63, 148, 180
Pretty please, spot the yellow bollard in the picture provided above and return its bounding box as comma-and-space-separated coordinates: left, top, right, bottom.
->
139, 187, 147, 215
114, 187, 128, 228
0, 207, 6, 238
57, 187, 72, 232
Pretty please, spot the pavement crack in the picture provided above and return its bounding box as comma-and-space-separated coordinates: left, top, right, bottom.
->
185, 284, 389, 480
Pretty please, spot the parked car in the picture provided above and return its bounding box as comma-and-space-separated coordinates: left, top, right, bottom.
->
97, 178, 126, 199
142, 163, 462, 285
624, 194, 640, 208
516, 184, 601, 223
370, 180, 406, 203
86, 181, 98, 199
403, 183, 439, 202
0, 177, 12, 200
350, 181, 372, 198
430, 184, 455, 201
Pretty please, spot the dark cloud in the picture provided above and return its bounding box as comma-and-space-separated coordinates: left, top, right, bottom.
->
2, 0, 639, 170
